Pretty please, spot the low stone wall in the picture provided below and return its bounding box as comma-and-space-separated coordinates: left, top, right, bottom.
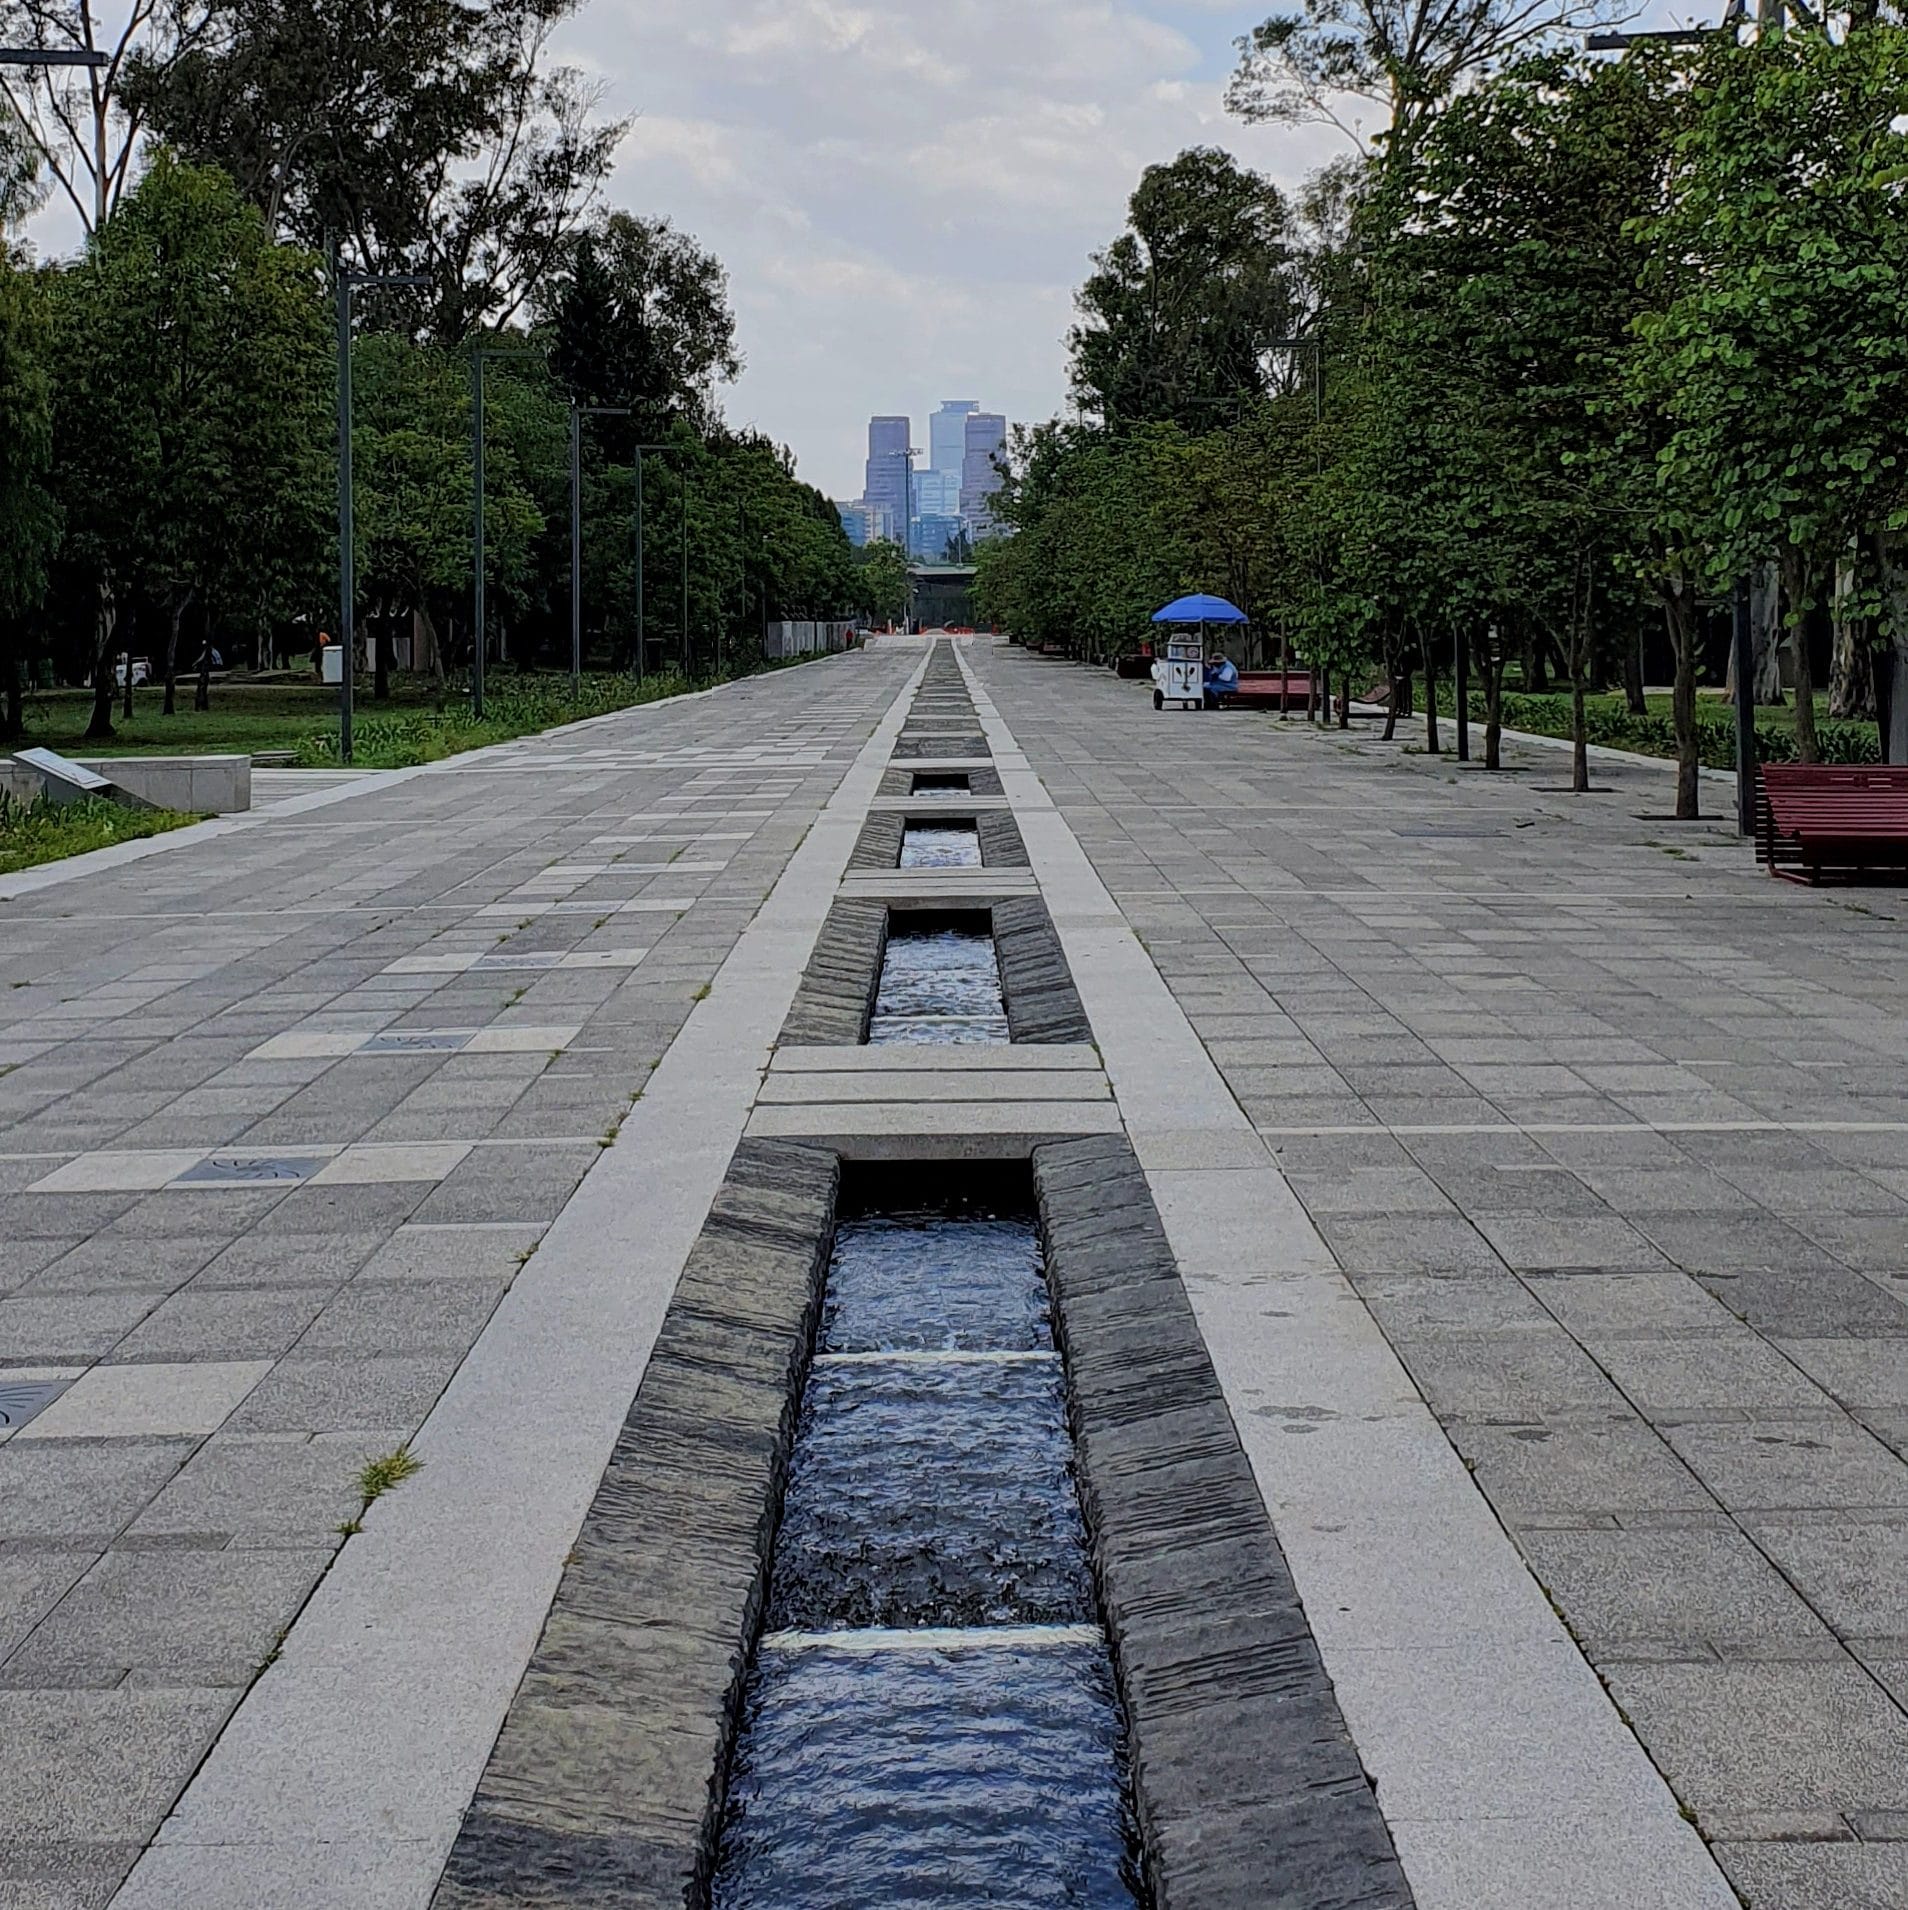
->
2, 753, 251, 814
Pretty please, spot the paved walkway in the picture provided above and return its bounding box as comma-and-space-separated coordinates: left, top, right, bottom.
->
3, 637, 1905, 1909
969, 640, 1908, 1910
0, 651, 916, 1909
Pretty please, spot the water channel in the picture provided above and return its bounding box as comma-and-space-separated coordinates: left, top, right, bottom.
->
710, 1176, 1143, 1909
899, 822, 982, 869
867, 913, 1007, 1046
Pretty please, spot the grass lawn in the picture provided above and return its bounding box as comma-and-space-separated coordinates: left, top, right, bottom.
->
1435, 684, 1880, 768
0, 795, 198, 876
12, 663, 790, 769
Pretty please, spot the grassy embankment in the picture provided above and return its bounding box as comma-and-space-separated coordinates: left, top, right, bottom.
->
1435, 688, 1880, 767
0, 794, 198, 876
14, 659, 802, 770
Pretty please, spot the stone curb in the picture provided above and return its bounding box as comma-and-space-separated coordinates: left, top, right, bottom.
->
782, 895, 1089, 1049
878, 763, 1004, 799
996, 896, 1093, 1044
1033, 1133, 1417, 1910
430, 1139, 841, 1910
845, 809, 1031, 873
893, 730, 990, 759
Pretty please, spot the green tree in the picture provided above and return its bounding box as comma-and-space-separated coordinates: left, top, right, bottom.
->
0, 246, 58, 737
854, 538, 908, 624
1069, 148, 1298, 432
127, 0, 624, 340
1632, 28, 1908, 766
51, 149, 331, 733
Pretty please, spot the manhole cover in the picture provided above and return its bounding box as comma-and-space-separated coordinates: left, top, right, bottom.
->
0, 1380, 69, 1430
1393, 827, 1503, 839
360, 1030, 470, 1053
175, 1154, 328, 1184
473, 952, 563, 971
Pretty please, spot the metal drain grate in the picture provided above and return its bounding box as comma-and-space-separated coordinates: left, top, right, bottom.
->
0, 1380, 70, 1431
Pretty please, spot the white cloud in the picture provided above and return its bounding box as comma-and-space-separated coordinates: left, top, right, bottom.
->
564, 0, 1348, 496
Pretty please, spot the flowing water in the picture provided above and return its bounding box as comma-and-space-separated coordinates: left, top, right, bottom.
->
710, 1188, 1142, 1909
867, 917, 1008, 1046
899, 823, 982, 869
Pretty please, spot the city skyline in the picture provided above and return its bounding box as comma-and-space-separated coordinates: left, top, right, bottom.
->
840, 399, 1010, 555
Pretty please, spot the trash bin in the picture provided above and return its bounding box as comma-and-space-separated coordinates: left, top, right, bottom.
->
320, 645, 343, 686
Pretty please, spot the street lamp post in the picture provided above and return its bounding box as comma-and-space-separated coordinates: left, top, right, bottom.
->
569, 403, 632, 700
470, 346, 543, 719
333, 262, 428, 765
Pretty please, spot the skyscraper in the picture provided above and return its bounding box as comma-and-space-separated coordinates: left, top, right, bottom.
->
863, 416, 912, 549
930, 401, 980, 481
959, 412, 1007, 535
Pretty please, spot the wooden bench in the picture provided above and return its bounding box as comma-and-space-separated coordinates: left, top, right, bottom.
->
1215, 670, 1312, 712
1757, 764, 1908, 883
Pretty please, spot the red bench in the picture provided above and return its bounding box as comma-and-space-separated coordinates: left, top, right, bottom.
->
1757, 764, 1908, 883
1215, 670, 1312, 711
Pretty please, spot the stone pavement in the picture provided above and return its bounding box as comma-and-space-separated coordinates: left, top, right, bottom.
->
0, 649, 915, 1910
969, 639, 1908, 1910
6, 634, 1907, 1910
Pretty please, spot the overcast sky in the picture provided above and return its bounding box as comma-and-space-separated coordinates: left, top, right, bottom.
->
554, 0, 1351, 499
20, 1, 1685, 502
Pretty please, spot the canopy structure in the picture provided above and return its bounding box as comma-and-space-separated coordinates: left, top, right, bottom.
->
1151, 593, 1248, 625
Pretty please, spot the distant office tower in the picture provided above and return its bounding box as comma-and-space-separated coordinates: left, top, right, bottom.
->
930, 401, 981, 479
959, 412, 1007, 534
835, 501, 876, 548
913, 468, 961, 519
863, 416, 912, 548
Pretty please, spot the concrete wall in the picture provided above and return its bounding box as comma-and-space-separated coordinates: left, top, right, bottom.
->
3, 754, 251, 814
765, 622, 859, 660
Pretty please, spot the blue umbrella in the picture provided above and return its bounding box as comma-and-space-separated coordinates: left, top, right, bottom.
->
1151, 593, 1249, 624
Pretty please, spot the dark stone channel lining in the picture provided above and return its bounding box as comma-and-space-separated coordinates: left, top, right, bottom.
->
432, 1137, 841, 1910
1034, 1135, 1415, 1910
847, 808, 1030, 872
878, 762, 1004, 799
892, 729, 990, 759
430, 1132, 1413, 1910
779, 895, 1090, 1045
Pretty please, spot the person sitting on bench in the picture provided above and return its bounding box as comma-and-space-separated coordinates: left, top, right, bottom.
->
1203, 653, 1239, 705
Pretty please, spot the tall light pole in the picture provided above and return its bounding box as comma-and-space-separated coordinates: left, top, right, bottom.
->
334, 262, 428, 764
569, 403, 632, 700
470, 345, 543, 719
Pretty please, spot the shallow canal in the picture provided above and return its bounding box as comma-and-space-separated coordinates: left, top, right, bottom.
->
710, 1177, 1142, 1909
867, 914, 1007, 1045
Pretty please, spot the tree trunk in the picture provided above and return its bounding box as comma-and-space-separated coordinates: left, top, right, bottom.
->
1526, 633, 1548, 693
1484, 645, 1504, 771
86, 587, 119, 741
1568, 558, 1589, 794
194, 630, 212, 713
1419, 625, 1440, 754
1382, 673, 1401, 742
1318, 662, 1330, 727
1784, 548, 1820, 763
1663, 571, 1699, 821
374, 619, 390, 701
0, 629, 21, 741
162, 595, 186, 718
1624, 612, 1647, 716
1828, 554, 1873, 720
1750, 563, 1784, 704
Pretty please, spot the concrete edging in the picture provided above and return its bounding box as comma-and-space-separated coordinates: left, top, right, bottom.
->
431, 1140, 842, 1909
1034, 1133, 1415, 1910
